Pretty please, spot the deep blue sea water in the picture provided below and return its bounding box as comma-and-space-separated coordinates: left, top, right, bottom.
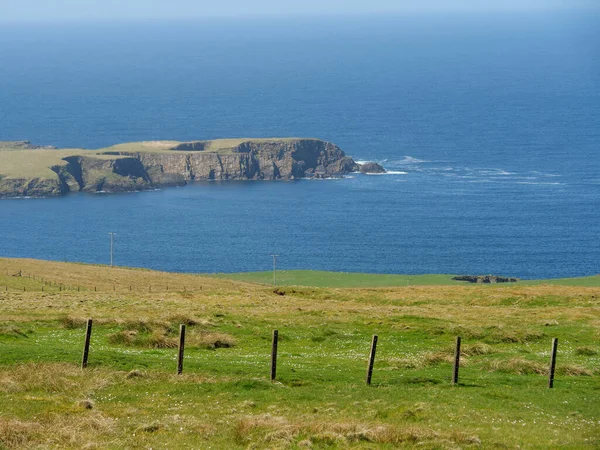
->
0, 12, 598, 278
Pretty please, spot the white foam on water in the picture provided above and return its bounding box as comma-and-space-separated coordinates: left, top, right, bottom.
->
394, 156, 429, 164
530, 171, 561, 177
516, 181, 564, 186
478, 168, 516, 176
364, 171, 408, 175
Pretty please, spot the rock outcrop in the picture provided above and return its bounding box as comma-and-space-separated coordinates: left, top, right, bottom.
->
358, 162, 386, 174
0, 176, 65, 198
452, 275, 520, 284
0, 138, 366, 197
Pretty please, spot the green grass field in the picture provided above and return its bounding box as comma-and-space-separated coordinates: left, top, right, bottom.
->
0, 258, 598, 449
216, 270, 600, 288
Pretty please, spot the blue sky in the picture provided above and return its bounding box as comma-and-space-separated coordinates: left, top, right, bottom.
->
1, 0, 597, 21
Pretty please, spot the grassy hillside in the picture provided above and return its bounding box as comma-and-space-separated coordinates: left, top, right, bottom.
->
217, 270, 600, 288
0, 258, 599, 449
0, 148, 87, 178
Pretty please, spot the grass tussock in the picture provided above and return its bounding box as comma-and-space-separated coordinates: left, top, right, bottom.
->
107, 329, 178, 349
575, 347, 598, 356
0, 419, 43, 449
484, 358, 593, 376
0, 325, 30, 338
484, 358, 547, 375
485, 327, 545, 344
386, 351, 466, 370
59, 316, 88, 329
0, 414, 114, 449
461, 342, 494, 356
106, 319, 235, 349
557, 365, 593, 377
234, 414, 482, 447
189, 331, 236, 349
430, 324, 545, 344
0, 363, 114, 395
165, 314, 213, 327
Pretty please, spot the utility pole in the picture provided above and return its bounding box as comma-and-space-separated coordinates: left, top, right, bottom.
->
270, 254, 279, 286
109, 232, 116, 268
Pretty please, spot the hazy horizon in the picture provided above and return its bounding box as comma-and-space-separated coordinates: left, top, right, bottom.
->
1, 0, 598, 23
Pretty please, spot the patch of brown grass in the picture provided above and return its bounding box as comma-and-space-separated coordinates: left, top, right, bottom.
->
486, 327, 545, 344
59, 315, 87, 329
575, 347, 598, 356
557, 364, 593, 377
484, 358, 547, 375
0, 419, 43, 448
484, 358, 594, 377
461, 342, 494, 356
0, 413, 115, 449
234, 414, 482, 447
386, 350, 468, 370
0, 363, 114, 395
147, 330, 179, 349
189, 332, 236, 349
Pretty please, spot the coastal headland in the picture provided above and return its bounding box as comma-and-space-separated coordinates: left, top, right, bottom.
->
0, 138, 384, 198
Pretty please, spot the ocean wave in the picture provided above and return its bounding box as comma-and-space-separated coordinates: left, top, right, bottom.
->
393, 156, 429, 165
516, 181, 564, 186
478, 169, 516, 176
530, 171, 561, 177
365, 171, 408, 175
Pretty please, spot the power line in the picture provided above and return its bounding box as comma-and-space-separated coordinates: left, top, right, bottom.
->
109, 232, 117, 268
270, 254, 279, 286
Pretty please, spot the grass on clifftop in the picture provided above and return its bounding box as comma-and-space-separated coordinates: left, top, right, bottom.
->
0, 138, 314, 180
0, 257, 598, 449
216, 270, 600, 288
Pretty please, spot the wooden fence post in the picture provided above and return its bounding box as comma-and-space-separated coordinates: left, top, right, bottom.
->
452, 336, 461, 385
271, 330, 278, 381
366, 335, 378, 385
177, 324, 186, 375
82, 319, 93, 369
548, 338, 558, 388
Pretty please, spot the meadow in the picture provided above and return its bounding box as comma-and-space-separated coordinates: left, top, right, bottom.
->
216, 270, 600, 288
0, 258, 598, 449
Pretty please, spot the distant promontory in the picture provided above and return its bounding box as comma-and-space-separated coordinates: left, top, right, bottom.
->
0, 138, 385, 198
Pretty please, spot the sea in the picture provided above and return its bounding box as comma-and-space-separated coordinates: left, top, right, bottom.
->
0, 12, 598, 279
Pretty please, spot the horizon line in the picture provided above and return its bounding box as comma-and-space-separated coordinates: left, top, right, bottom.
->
1, 7, 598, 25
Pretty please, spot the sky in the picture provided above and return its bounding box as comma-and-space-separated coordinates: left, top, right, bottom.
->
1, 0, 597, 22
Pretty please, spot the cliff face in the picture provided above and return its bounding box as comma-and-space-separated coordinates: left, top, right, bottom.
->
136, 139, 357, 184
0, 176, 65, 198
0, 138, 360, 197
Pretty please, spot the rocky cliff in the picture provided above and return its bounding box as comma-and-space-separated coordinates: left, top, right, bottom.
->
0, 138, 376, 198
